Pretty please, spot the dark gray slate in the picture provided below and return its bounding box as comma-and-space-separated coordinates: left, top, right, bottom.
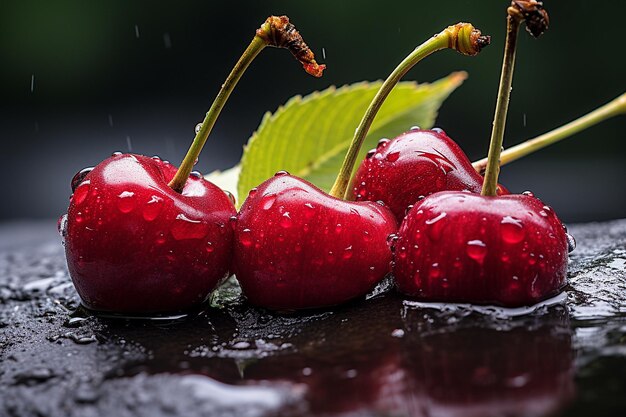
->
1, 219, 625, 417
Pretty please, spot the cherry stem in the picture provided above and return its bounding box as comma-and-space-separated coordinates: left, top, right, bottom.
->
473, 92, 626, 173
329, 23, 490, 199
481, 1, 549, 196
168, 16, 325, 192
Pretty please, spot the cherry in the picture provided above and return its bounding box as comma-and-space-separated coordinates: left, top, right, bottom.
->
233, 23, 491, 310
352, 128, 507, 221
392, 191, 571, 306
233, 173, 397, 310
62, 154, 236, 312
393, 1, 571, 306
60, 16, 325, 313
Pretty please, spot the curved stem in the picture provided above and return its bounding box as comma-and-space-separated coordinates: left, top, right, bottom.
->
481, 16, 520, 196
168, 37, 266, 192
481, 0, 548, 196
473, 92, 626, 173
169, 16, 325, 192
329, 23, 490, 199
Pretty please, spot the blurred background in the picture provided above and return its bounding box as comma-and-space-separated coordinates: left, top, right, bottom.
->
0, 0, 624, 223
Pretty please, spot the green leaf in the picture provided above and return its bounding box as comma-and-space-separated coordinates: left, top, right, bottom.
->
236, 71, 467, 201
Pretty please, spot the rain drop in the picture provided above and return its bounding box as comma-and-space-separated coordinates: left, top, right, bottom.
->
224, 190, 236, 205
195, 123, 203, 134
377, 138, 390, 147
57, 214, 68, 237
274, 170, 289, 176
366, 148, 377, 158
71, 167, 94, 192
466, 240, 487, 264
190, 171, 203, 179
112, 151, 123, 156
386, 152, 400, 162
500, 216, 525, 244
73, 182, 91, 205
171, 214, 209, 240
261, 194, 277, 210
143, 195, 163, 221
410, 125, 421, 131
566, 233, 576, 252
522, 190, 534, 197
343, 246, 353, 259
117, 191, 136, 213
431, 127, 445, 134
280, 212, 292, 228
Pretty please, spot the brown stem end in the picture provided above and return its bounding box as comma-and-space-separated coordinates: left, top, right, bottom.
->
508, 1, 549, 38
257, 15, 326, 77
444, 23, 491, 56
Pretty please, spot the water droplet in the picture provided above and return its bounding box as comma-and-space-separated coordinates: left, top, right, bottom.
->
335, 223, 342, 234
155, 232, 166, 245
112, 151, 122, 156
539, 210, 548, 217
195, 122, 203, 134
240, 229, 253, 247
405, 205, 414, 215
425, 212, 447, 241
280, 212, 292, 228
466, 240, 487, 264
206, 242, 214, 253
410, 126, 421, 131
431, 127, 445, 134
566, 233, 576, 252
117, 191, 136, 213
224, 190, 236, 205
261, 194, 277, 210
171, 214, 209, 240
274, 170, 289, 176
343, 246, 353, 259
72, 181, 91, 206
71, 167, 94, 191
387, 233, 398, 245
190, 170, 203, 179
522, 190, 534, 197
57, 214, 68, 237
363, 230, 372, 242
366, 148, 377, 158
151, 155, 161, 161
429, 263, 441, 279
75, 211, 84, 223
377, 138, 390, 147
143, 195, 163, 221
500, 216, 525, 244
386, 152, 400, 162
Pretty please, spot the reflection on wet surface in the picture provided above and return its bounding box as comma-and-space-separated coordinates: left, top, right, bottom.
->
1, 220, 625, 416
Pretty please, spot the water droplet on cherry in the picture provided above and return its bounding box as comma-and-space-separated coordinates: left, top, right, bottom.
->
343, 246, 353, 260
117, 191, 136, 213
57, 214, 68, 237
73, 182, 91, 205
112, 151, 122, 156
280, 213, 292, 228
71, 167, 94, 192
366, 149, 376, 158
274, 170, 289, 176
466, 240, 487, 264
261, 194, 277, 210
500, 216, 525, 244
171, 214, 209, 240
522, 190, 534, 197
409, 126, 420, 131
143, 195, 163, 221
377, 138, 390, 148
206, 242, 214, 253
224, 190, 236, 205
190, 171, 203, 179
432, 127, 445, 134
386, 152, 400, 162
566, 233, 576, 252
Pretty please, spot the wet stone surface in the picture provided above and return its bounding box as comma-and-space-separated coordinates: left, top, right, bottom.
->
1, 219, 625, 417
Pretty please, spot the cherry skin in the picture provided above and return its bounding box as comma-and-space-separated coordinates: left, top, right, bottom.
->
61, 153, 236, 313
352, 128, 507, 221
392, 191, 570, 306
233, 173, 397, 310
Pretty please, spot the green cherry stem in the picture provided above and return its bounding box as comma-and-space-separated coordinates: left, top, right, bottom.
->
481, 0, 549, 196
168, 16, 325, 192
473, 92, 626, 173
328, 23, 491, 199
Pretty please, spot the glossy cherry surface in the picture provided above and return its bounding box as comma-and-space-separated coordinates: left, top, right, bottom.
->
233, 173, 397, 310
352, 128, 507, 221
392, 191, 570, 306
61, 153, 236, 313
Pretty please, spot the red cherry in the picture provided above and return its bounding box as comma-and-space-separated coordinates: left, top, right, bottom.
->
392, 191, 571, 306
62, 153, 236, 313
352, 129, 507, 221
233, 174, 397, 310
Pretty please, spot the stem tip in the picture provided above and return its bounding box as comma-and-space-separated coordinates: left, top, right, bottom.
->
508, 1, 549, 38
257, 16, 326, 77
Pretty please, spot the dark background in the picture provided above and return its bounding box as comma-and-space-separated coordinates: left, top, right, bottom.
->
1, 0, 624, 223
